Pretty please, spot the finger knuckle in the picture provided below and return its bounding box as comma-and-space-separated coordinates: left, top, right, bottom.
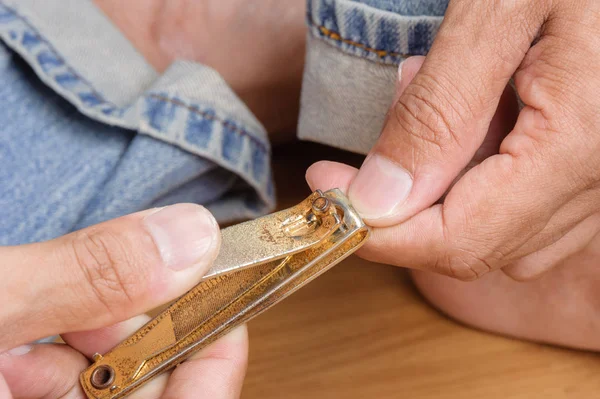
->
517, 56, 581, 115
503, 264, 542, 282
440, 249, 495, 281
70, 229, 139, 312
394, 80, 464, 154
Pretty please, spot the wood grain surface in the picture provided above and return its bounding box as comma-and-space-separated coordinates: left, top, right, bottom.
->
240, 142, 600, 399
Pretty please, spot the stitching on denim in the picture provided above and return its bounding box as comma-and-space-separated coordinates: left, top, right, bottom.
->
312, 22, 413, 59
306, 12, 414, 60
148, 94, 269, 154
0, 2, 118, 109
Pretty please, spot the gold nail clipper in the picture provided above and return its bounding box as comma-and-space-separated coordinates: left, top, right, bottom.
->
79, 189, 369, 399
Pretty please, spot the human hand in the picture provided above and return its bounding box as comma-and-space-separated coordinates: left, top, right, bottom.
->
0, 204, 247, 398
307, 0, 600, 280
411, 230, 600, 351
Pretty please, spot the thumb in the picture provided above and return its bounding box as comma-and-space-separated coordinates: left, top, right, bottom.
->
0, 204, 220, 351
347, 2, 540, 226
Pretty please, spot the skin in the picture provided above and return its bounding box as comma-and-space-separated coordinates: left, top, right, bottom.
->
94, 0, 600, 352
0, 204, 248, 398
4, 5, 599, 399
308, 57, 600, 351
2, 2, 308, 396
307, 0, 600, 350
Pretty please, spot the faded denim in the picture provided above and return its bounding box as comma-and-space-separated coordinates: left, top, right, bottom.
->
299, 0, 447, 154
0, 0, 448, 246
0, 0, 274, 245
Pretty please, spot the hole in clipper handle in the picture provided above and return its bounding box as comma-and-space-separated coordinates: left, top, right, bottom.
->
90, 365, 115, 389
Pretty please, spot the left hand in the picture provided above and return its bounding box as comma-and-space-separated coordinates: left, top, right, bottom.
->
307, 0, 600, 281
0, 204, 247, 398
0, 321, 247, 399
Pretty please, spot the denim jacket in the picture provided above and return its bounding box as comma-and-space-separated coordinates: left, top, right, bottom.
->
0, 0, 447, 245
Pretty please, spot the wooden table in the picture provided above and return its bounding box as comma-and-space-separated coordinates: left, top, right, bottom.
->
241, 142, 600, 399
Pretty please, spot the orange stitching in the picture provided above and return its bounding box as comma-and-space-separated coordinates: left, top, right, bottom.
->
316, 24, 413, 59
148, 94, 268, 153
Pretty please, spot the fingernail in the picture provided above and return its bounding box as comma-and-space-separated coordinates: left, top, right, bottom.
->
398, 59, 405, 81
394, 60, 406, 102
349, 154, 413, 220
144, 204, 218, 271
6, 345, 32, 356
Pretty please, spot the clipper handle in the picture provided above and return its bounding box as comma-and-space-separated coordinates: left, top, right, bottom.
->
79, 189, 368, 399
80, 256, 289, 399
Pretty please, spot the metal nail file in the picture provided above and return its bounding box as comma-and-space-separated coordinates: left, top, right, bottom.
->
79, 189, 369, 399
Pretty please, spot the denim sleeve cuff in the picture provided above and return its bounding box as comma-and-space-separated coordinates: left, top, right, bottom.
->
0, 0, 275, 223
298, 0, 444, 154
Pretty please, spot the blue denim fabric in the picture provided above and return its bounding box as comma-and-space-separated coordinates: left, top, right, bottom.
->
0, 2, 275, 245
348, 0, 448, 16
299, 0, 448, 155
307, 0, 447, 65
0, 0, 448, 246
